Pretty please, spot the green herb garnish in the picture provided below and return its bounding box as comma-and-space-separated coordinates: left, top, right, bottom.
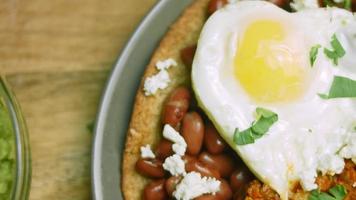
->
324, 48, 339, 65
323, 0, 335, 6
344, 0, 351, 10
319, 76, 356, 99
234, 128, 254, 145
310, 44, 321, 67
323, 34, 346, 65
309, 185, 347, 200
234, 107, 278, 145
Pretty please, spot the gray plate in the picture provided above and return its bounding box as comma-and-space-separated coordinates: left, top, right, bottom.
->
92, 1, 194, 199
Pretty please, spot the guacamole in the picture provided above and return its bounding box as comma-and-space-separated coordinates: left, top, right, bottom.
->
0, 97, 16, 200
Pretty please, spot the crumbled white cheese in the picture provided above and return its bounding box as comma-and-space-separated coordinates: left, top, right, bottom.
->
143, 69, 170, 96
318, 154, 345, 175
143, 58, 178, 96
140, 144, 155, 159
156, 58, 177, 71
290, 0, 319, 11
163, 154, 186, 176
173, 172, 221, 200
299, 169, 318, 191
337, 21, 356, 70
339, 133, 356, 164
160, 124, 221, 199
163, 124, 187, 156
353, 182, 356, 188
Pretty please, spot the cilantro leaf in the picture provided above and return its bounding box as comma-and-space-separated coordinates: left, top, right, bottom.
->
256, 107, 277, 118
330, 35, 346, 57
324, 48, 339, 65
329, 185, 347, 199
323, 0, 334, 6
234, 107, 278, 145
309, 190, 321, 200
310, 44, 321, 67
319, 76, 356, 99
308, 185, 347, 200
252, 114, 278, 135
323, 34, 345, 66
233, 128, 255, 145
344, 0, 351, 10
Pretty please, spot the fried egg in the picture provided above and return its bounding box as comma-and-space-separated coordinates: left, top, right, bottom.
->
192, 1, 356, 199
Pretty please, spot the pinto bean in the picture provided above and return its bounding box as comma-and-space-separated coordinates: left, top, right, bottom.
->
143, 179, 167, 200
195, 195, 217, 200
267, 0, 290, 8
182, 112, 204, 155
217, 180, 233, 199
230, 167, 254, 192
233, 191, 247, 200
155, 139, 174, 160
208, 0, 228, 16
195, 179, 233, 200
198, 152, 235, 178
165, 176, 182, 196
182, 154, 197, 164
162, 87, 191, 127
204, 124, 227, 154
180, 44, 197, 68
135, 158, 165, 178
183, 155, 220, 178
185, 159, 221, 179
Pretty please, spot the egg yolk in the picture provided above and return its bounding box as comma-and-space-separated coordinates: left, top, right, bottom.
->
235, 20, 305, 103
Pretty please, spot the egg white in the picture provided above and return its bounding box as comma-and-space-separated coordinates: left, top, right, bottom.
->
192, 1, 356, 199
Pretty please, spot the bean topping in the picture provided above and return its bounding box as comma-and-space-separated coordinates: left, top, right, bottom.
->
141, 86, 258, 198
199, 152, 235, 178
182, 112, 204, 155
267, 0, 290, 9
204, 124, 227, 154
208, 0, 228, 16
155, 139, 174, 160
135, 158, 165, 178
216, 179, 233, 200
162, 87, 191, 127
180, 44, 197, 68
182, 154, 197, 164
195, 179, 233, 200
165, 176, 182, 197
185, 159, 221, 179
143, 179, 168, 200
233, 191, 247, 200
230, 167, 254, 192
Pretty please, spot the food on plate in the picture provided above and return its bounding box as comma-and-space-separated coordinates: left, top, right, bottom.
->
0, 96, 16, 200
193, 1, 356, 198
122, 0, 356, 199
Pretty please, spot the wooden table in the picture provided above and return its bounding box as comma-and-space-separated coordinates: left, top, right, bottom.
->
0, 0, 157, 199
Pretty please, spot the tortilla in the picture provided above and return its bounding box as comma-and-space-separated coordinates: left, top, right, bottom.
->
122, 0, 210, 199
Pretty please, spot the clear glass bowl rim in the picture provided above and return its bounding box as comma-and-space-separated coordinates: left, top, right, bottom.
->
0, 77, 31, 200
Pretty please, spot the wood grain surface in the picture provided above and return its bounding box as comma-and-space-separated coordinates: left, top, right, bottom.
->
0, 0, 157, 199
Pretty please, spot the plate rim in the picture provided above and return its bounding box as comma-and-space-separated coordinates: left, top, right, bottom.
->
91, 1, 165, 199
91, 1, 164, 199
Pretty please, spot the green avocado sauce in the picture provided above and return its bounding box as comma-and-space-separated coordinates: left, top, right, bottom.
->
0, 97, 16, 200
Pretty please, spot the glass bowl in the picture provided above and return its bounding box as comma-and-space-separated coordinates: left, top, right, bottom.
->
0, 77, 31, 200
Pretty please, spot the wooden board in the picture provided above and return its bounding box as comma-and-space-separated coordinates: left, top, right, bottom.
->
0, 0, 157, 199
